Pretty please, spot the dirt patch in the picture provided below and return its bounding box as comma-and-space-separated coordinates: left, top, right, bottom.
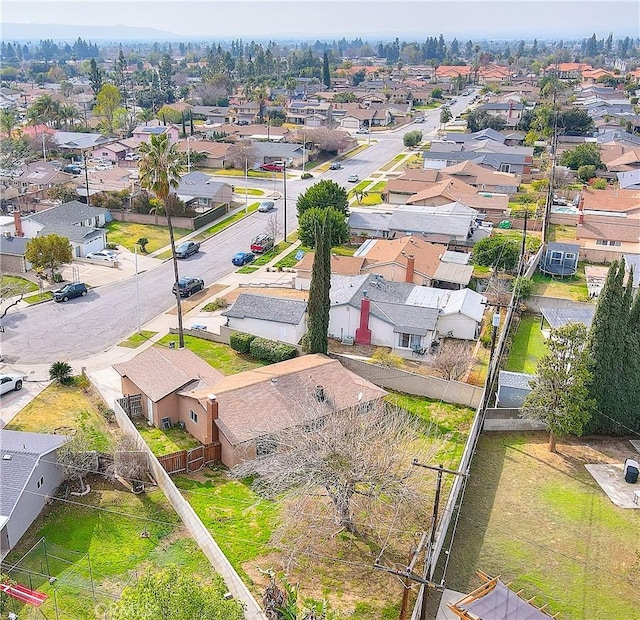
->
167, 284, 226, 314
222, 286, 308, 304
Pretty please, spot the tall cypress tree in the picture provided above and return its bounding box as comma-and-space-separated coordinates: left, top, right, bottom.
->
623, 269, 640, 431
322, 52, 331, 89
587, 260, 631, 433
306, 210, 332, 354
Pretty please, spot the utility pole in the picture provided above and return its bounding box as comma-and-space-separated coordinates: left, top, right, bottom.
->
82, 149, 91, 207
283, 161, 287, 241
374, 461, 467, 620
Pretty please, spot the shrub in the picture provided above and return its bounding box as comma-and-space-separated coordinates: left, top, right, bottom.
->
577, 164, 596, 182
531, 179, 549, 192
49, 361, 73, 384
480, 328, 493, 349
249, 337, 297, 362
300, 172, 313, 179
229, 331, 255, 354
370, 348, 404, 368
73, 373, 91, 392
106, 242, 118, 250
592, 178, 607, 190
202, 298, 228, 312
513, 276, 534, 300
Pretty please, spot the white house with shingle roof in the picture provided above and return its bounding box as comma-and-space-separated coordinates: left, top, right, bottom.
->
221, 293, 307, 345
0, 430, 71, 558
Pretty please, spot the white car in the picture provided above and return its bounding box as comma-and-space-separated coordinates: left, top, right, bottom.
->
94, 163, 113, 171
0, 373, 24, 396
124, 153, 140, 161
86, 250, 118, 262
347, 174, 359, 183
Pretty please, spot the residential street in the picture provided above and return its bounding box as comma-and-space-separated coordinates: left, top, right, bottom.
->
0, 95, 474, 365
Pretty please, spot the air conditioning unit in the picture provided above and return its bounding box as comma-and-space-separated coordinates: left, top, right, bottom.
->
341, 335, 354, 346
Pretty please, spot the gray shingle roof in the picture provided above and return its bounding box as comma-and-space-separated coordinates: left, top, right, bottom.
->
0, 235, 29, 256
388, 211, 472, 238
222, 293, 307, 325
26, 201, 108, 227
176, 172, 229, 199
375, 301, 438, 333
39, 223, 104, 243
0, 430, 70, 518
348, 211, 392, 232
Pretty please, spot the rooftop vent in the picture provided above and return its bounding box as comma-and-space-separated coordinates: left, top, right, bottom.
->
2, 454, 12, 460
314, 385, 326, 402
271, 377, 278, 386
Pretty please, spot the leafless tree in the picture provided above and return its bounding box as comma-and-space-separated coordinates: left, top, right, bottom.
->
485, 274, 512, 306
57, 431, 99, 493
431, 339, 474, 381
0, 276, 33, 322
553, 166, 575, 189
264, 213, 281, 241
227, 139, 256, 170
294, 128, 352, 154
107, 434, 148, 486
233, 399, 443, 535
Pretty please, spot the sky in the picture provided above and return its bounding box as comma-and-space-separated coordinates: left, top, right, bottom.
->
3, 0, 639, 40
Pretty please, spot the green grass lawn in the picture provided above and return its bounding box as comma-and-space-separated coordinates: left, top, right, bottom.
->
23, 291, 53, 304
252, 241, 293, 266
155, 334, 268, 375
531, 263, 590, 301
7, 383, 113, 451
234, 187, 264, 196
442, 432, 640, 619
275, 247, 305, 269
236, 265, 259, 274
106, 221, 191, 253
117, 330, 157, 348
135, 420, 202, 455
173, 468, 278, 573
548, 224, 577, 242
505, 314, 547, 374
1, 274, 38, 293
3, 481, 214, 619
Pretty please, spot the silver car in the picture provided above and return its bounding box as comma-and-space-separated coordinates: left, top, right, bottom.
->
258, 201, 275, 213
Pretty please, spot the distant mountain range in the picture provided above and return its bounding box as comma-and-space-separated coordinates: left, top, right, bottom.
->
2, 23, 184, 41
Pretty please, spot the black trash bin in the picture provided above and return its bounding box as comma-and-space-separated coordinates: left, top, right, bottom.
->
625, 466, 639, 484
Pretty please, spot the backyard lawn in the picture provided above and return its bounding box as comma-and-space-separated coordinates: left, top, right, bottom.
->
6, 383, 113, 451
154, 334, 268, 375
505, 314, 546, 374
106, 221, 191, 253
134, 420, 201, 455
2, 480, 215, 619
531, 263, 590, 301
439, 432, 640, 619
548, 223, 577, 242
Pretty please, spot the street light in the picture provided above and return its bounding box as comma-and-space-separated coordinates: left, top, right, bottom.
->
134, 243, 141, 334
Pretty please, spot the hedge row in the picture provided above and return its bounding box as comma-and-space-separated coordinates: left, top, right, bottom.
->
229, 332, 298, 363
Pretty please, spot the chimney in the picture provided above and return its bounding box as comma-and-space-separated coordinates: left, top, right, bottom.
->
355, 293, 372, 345
207, 394, 219, 444
13, 210, 23, 237
405, 254, 415, 283
314, 385, 326, 402
578, 194, 585, 225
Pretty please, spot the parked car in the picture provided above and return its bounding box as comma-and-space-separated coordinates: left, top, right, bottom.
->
172, 276, 204, 297
232, 251, 255, 266
88, 157, 106, 164
124, 153, 140, 161
54, 282, 88, 302
260, 162, 284, 172
86, 250, 118, 262
175, 241, 200, 259
237, 120, 250, 126
414, 117, 425, 124
356, 128, 369, 134
63, 164, 82, 175
329, 162, 342, 170
0, 373, 24, 395
250, 234, 274, 254
258, 200, 275, 213
347, 174, 359, 183
94, 163, 113, 171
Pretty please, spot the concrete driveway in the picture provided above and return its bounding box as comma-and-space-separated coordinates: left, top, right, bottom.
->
0, 365, 51, 428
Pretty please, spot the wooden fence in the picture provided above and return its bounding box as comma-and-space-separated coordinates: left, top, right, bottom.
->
157, 443, 221, 475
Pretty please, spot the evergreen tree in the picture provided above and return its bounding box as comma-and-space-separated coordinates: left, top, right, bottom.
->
322, 51, 331, 88
88, 58, 104, 96
586, 261, 632, 433
306, 210, 332, 354
624, 277, 640, 429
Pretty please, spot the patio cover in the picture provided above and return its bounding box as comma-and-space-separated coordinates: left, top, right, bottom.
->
457, 581, 552, 620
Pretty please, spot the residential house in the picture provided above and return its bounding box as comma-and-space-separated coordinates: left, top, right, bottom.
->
422, 148, 532, 176
0, 430, 71, 557
285, 100, 333, 126
328, 273, 486, 356
175, 140, 232, 170
52, 131, 114, 153
348, 210, 393, 240
577, 215, 640, 261
221, 294, 307, 345
539, 242, 580, 277
190, 106, 233, 125
0, 162, 71, 197
115, 350, 386, 467
90, 141, 128, 164
546, 63, 592, 80
496, 371, 536, 408
617, 169, 640, 190
294, 254, 365, 290
439, 160, 521, 194
114, 346, 225, 444
18, 201, 110, 258
175, 172, 233, 210
131, 123, 180, 146
234, 101, 261, 124
250, 142, 308, 169
73, 166, 135, 200
435, 65, 473, 84
0, 231, 31, 273
475, 102, 524, 125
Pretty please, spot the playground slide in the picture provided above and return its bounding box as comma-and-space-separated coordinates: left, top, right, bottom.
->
0, 582, 48, 606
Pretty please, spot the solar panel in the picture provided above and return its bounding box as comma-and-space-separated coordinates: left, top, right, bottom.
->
540, 306, 595, 329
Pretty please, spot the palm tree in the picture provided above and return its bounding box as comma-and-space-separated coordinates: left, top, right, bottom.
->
138, 133, 186, 347
0, 109, 18, 137
137, 108, 155, 126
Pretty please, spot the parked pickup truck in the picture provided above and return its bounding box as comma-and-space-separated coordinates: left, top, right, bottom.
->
175, 241, 200, 259
250, 234, 274, 254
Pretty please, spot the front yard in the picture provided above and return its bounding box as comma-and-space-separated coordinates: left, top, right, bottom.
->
440, 432, 640, 619
106, 221, 191, 253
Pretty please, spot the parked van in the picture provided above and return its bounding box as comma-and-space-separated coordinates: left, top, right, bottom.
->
250, 234, 275, 254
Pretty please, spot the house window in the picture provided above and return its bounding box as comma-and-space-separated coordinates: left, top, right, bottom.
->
595, 240, 622, 247
499, 163, 511, 173
37, 476, 44, 489
256, 436, 277, 458
399, 333, 422, 349
189, 410, 198, 424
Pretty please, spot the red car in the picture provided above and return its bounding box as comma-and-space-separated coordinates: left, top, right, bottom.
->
260, 161, 284, 172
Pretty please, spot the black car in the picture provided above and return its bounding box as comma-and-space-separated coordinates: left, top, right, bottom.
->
63, 164, 82, 175
172, 277, 204, 297
175, 241, 200, 259
329, 162, 342, 170
54, 282, 88, 302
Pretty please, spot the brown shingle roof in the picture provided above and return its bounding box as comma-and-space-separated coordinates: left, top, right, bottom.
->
295, 253, 365, 276
581, 187, 640, 213
577, 215, 640, 243
113, 347, 224, 402
191, 354, 387, 445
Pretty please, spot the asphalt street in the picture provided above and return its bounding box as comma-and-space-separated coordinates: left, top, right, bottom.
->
0, 94, 476, 365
